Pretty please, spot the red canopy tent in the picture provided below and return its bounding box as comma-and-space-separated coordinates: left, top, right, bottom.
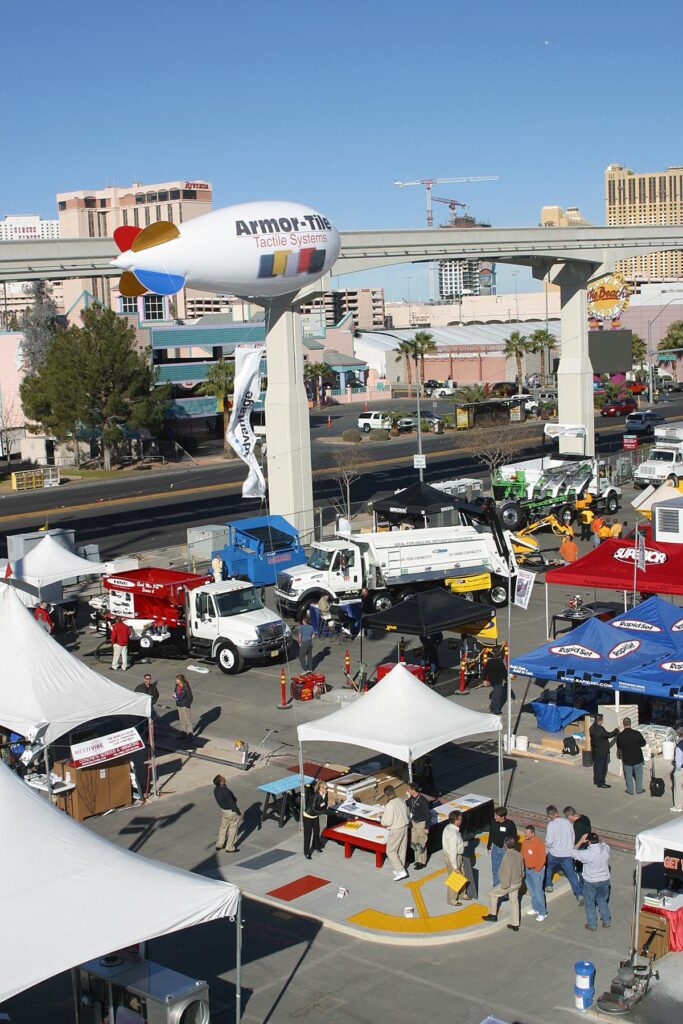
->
545, 538, 683, 596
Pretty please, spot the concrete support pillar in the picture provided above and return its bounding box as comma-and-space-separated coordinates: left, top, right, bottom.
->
552, 262, 596, 456
264, 297, 314, 543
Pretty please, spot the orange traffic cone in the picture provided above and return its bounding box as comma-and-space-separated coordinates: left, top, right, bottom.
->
327, 415, 332, 429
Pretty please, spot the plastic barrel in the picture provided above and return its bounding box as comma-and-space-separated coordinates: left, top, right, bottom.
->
663, 740, 676, 761
575, 960, 596, 990
516, 735, 529, 752
574, 987, 594, 1012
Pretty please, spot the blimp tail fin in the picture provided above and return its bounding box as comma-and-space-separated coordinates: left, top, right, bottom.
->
133, 269, 186, 296
131, 220, 181, 252
114, 226, 143, 252
119, 271, 148, 298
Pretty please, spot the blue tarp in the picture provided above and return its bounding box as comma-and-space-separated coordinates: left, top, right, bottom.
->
510, 616, 676, 696
607, 596, 683, 646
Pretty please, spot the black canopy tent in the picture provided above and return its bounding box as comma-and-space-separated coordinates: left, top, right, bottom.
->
363, 587, 496, 635
372, 481, 460, 528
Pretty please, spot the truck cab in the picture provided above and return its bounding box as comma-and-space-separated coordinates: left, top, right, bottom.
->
633, 423, 683, 489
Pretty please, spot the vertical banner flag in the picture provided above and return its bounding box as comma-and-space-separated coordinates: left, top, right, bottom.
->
514, 567, 536, 610
636, 530, 646, 572
227, 342, 266, 499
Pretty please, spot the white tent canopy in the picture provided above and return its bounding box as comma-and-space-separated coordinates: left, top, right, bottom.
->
297, 663, 502, 796
636, 818, 683, 863
11, 532, 107, 588
0, 586, 150, 743
0, 762, 240, 1003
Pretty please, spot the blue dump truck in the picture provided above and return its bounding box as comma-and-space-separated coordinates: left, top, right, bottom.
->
212, 515, 305, 586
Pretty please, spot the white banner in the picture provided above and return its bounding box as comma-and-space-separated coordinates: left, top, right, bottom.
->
514, 568, 536, 610
70, 727, 144, 768
227, 343, 266, 499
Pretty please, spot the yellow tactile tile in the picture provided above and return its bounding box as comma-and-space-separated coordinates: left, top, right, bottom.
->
347, 903, 489, 934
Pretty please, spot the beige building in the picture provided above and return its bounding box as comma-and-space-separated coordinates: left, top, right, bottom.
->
298, 288, 385, 330
56, 179, 212, 319
384, 290, 560, 329
606, 163, 683, 280
540, 205, 592, 227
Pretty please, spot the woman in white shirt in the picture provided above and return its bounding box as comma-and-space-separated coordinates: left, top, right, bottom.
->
442, 810, 471, 906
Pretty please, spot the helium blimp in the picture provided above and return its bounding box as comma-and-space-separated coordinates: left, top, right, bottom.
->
112, 200, 341, 299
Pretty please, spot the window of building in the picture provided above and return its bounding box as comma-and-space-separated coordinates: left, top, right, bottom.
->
97, 212, 107, 237
607, 180, 615, 204
659, 176, 667, 202
122, 209, 128, 226
170, 189, 180, 200
120, 296, 138, 314
649, 177, 656, 203
58, 201, 66, 211
143, 294, 165, 321
178, 203, 183, 223
156, 205, 161, 221
133, 207, 139, 227
99, 198, 108, 208
167, 204, 173, 222
182, 189, 197, 200
638, 179, 646, 203
135, 193, 145, 204
146, 192, 157, 203
158, 190, 168, 202
144, 207, 150, 227
84, 196, 96, 209
87, 210, 95, 237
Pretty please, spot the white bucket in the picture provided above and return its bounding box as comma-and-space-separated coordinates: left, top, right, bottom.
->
515, 735, 529, 752
503, 734, 516, 753
663, 740, 676, 762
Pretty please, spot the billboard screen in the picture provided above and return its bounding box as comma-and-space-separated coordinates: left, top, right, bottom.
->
588, 330, 632, 373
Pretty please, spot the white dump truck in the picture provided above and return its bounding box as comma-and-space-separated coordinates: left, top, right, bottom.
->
274, 519, 517, 616
90, 567, 291, 674
633, 423, 683, 489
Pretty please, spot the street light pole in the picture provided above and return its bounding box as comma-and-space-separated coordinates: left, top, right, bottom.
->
414, 353, 424, 482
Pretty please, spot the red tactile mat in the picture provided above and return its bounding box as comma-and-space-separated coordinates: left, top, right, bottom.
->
267, 875, 330, 901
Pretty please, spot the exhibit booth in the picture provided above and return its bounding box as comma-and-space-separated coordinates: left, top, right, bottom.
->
634, 817, 683, 957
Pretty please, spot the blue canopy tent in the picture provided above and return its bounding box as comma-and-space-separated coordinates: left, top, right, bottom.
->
607, 595, 683, 646
619, 653, 683, 699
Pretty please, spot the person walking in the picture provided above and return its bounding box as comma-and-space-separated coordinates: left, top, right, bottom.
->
574, 832, 612, 930
522, 824, 547, 921
381, 785, 409, 881
110, 616, 131, 671
34, 600, 54, 633
544, 805, 583, 903
173, 674, 194, 742
419, 632, 443, 680
591, 514, 604, 549
590, 713, 618, 788
442, 810, 472, 905
559, 535, 579, 564
406, 783, 431, 870
483, 837, 525, 931
616, 718, 646, 795
579, 505, 595, 542
135, 673, 159, 718
296, 614, 315, 673
485, 650, 508, 716
302, 780, 328, 859
487, 806, 518, 887
671, 727, 683, 812
598, 519, 612, 544
213, 775, 242, 853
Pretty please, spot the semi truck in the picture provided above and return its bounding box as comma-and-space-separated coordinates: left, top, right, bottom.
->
91, 567, 291, 674
633, 423, 683, 489
274, 518, 518, 616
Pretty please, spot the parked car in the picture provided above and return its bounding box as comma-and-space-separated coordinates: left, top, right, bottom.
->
489, 381, 530, 398
357, 411, 391, 432
422, 379, 443, 394
433, 385, 457, 397
624, 410, 667, 435
396, 416, 415, 431
414, 411, 444, 425
601, 397, 638, 417
628, 382, 649, 395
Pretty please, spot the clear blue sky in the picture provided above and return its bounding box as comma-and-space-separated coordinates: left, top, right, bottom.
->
3, 0, 682, 299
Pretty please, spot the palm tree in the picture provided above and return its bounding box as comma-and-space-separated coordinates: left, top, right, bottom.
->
411, 331, 438, 388
527, 328, 555, 387
632, 332, 646, 368
658, 321, 683, 351
198, 358, 235, 457
503, 330, 529, 394
457, 383, 486, 404
394, 341, 414, 396
303, 361, 329, 406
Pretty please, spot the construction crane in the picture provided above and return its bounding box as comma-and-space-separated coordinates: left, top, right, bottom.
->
432, 196, 468, 227
394, 176, 499, 228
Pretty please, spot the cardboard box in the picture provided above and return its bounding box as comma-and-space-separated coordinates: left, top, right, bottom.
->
637, 909, 669, 960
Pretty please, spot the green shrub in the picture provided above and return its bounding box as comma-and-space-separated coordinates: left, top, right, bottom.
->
369, 428, 391, 441
342, 428, 362, 443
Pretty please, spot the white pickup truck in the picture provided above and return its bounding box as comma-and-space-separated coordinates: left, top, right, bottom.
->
274, 521, 517, 615
633, 423, 683, 489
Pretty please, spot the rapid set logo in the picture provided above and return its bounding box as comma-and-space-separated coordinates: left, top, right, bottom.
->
608, 639, 641, 660
549, 644, 600, 660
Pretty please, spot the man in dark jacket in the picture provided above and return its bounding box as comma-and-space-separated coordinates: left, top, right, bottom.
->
564, 805, 591, 877
487, 806, 518, 887
213, 775, 242, 853
135, 674, 159, 717
406, 783, 432, 870
485, 651, 508, 715
590, 714, 618, 788
616, 718, 647, 795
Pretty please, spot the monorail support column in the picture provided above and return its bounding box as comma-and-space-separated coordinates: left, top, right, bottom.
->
552, 262, 596, 457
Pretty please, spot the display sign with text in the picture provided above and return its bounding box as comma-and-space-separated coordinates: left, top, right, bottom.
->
70, 727, 144, 768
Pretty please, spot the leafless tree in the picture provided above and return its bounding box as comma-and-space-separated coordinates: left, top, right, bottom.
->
332, 443, 368, 521
0, 388, 24, 464
466, 424, 529, 483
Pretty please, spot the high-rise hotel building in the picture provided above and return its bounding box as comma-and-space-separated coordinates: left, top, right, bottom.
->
606, 163, 683, 281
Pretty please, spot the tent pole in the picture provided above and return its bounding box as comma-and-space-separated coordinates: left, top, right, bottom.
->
408, 753, 413, 784
631, 862, 643, 956
298, 741, 306, 831
235, 891, 243, 1023
623, 590, 627, 612
70, 967, 80, 1024
148, 717, 158, 799
506, 563, 512, 755
43, 741, 53, 803
497, 730, 503, 805
545, 579, 549, 638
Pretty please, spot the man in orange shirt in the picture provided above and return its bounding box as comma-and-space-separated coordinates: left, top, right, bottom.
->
522, 824, 547, 921
591, 515, 604, 549
559, 536, 579, 564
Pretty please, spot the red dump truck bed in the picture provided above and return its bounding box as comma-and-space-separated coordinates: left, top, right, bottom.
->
103, 567, 212, 626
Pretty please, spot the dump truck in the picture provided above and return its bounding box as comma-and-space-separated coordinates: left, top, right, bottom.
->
274, 519, 517, 615
633, 422, 683, 489
91, 567, 291, 674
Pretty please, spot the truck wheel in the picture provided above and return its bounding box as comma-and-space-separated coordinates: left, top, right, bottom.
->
558, 504, 575, 526
216, 642, 242, 675
362, 424, 371, 433
667, 475, 678, 486
606, 493, 619, 514
139, 634, 153, 651
486, 582, 509, 607
373, 593, 392, 612
398, 588, 417, 602
499, 500, 525, 531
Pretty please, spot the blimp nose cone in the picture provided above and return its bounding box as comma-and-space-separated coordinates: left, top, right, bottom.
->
112, 252, 132, 270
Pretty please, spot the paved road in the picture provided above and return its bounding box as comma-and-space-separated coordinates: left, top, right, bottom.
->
1, 396, 681, 557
